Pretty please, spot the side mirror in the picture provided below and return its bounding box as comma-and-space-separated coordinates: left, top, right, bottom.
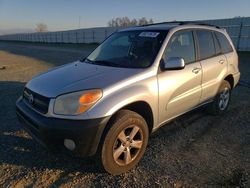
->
161, 57, 185, 70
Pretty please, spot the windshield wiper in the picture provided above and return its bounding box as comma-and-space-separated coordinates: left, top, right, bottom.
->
82, 58, 95, 64
82, 58, 112, 65
93, 60, 127, 67
83, 59, 130, 68
94, 60, 115, 66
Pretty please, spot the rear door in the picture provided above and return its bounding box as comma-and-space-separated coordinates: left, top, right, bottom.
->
215, 31, 238, 75
195, 29, 228, 103
157, 30, 202, 125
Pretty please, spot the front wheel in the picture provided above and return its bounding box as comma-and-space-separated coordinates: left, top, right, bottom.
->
208, 80, 231, 115
100, 110, 149, 175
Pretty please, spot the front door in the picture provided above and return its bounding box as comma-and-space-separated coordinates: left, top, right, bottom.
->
157, 30, 202, 125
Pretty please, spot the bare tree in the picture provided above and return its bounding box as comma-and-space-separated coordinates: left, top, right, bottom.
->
36, 23, 48, 32
108, 17, 154, 27
148, 18, 154, 24
131, 19, 138, 26
138, 17, 148, 26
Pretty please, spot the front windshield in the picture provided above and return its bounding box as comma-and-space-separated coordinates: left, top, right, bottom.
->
85, 30, 168, 68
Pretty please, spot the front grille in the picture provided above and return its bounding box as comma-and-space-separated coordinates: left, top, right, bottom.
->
23, 87, 50, 114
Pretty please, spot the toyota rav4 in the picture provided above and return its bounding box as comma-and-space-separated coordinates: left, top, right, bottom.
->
16, 22, 240, 175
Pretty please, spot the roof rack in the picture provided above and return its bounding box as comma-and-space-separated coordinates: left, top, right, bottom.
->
142, 21, 221, 29
182, 21, 221, 29
141, 21, 183, 27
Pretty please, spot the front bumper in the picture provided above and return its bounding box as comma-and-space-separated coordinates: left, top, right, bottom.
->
16, 97, 110, 157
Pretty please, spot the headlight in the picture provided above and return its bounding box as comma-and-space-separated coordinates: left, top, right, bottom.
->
54, 89, 102, 115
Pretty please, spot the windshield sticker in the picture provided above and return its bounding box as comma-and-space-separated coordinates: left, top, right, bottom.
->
139, 32, 160, 38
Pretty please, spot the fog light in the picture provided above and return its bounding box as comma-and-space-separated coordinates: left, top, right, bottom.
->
64, 139, 76, 151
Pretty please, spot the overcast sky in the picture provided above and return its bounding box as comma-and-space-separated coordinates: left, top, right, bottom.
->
0, 0, 249, 34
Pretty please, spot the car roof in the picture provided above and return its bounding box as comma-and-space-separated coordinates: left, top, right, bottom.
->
119, 21, 221, 32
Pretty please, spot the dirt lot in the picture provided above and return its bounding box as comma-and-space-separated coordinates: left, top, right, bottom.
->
0, 41, 250, 187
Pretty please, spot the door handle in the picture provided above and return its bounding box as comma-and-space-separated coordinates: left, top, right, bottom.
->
219, 60, 225, 64
192, 68, 201, 74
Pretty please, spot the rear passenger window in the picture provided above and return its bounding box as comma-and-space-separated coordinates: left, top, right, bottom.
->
196, 30, 216, 60
215, 32, 233, 54
164, 30, 195, 64
213, 32, 221, 55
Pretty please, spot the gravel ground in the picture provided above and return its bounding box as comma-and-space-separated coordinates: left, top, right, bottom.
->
0, 41, 250, 187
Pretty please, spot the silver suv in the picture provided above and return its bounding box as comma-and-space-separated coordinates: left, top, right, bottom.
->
16, 22, 240, 175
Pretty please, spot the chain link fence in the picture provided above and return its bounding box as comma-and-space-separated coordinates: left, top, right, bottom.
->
203, 17, 250, 51
0, 27, 118, 44
1, 17, 250, 51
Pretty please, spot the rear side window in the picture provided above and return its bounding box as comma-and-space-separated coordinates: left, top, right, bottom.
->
213, 32, 221, 55
196, 30, 216, 60
164, 30, 195, 64
215, 32, 233, 54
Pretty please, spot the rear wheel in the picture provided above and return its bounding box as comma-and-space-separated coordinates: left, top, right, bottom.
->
100, 110, 148, 175
208, 80, 231, 115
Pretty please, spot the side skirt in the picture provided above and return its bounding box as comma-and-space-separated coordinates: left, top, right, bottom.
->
152, 98, 214, 133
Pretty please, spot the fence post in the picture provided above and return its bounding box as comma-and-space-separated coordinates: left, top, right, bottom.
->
237, 22, 243, 51
61, 32, 63, 43
83, 31, 85, 43
105, 29, 107, 39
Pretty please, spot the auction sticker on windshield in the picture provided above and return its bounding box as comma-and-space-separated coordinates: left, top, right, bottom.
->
139, 32, 160, 38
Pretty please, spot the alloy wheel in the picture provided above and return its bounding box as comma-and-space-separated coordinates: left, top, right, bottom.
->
112, 125, 143, 166
218, 88, 230, 110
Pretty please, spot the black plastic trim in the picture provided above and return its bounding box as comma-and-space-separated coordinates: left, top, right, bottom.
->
16, 97, 110, 157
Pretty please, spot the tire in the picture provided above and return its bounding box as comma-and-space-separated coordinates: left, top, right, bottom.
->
100, 110, 149, 175
208, 80, 231, 115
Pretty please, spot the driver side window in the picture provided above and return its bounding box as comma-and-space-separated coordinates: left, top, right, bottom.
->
163, 30, 195, 64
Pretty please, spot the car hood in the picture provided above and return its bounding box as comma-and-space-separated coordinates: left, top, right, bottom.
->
26, 61, 142, 98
